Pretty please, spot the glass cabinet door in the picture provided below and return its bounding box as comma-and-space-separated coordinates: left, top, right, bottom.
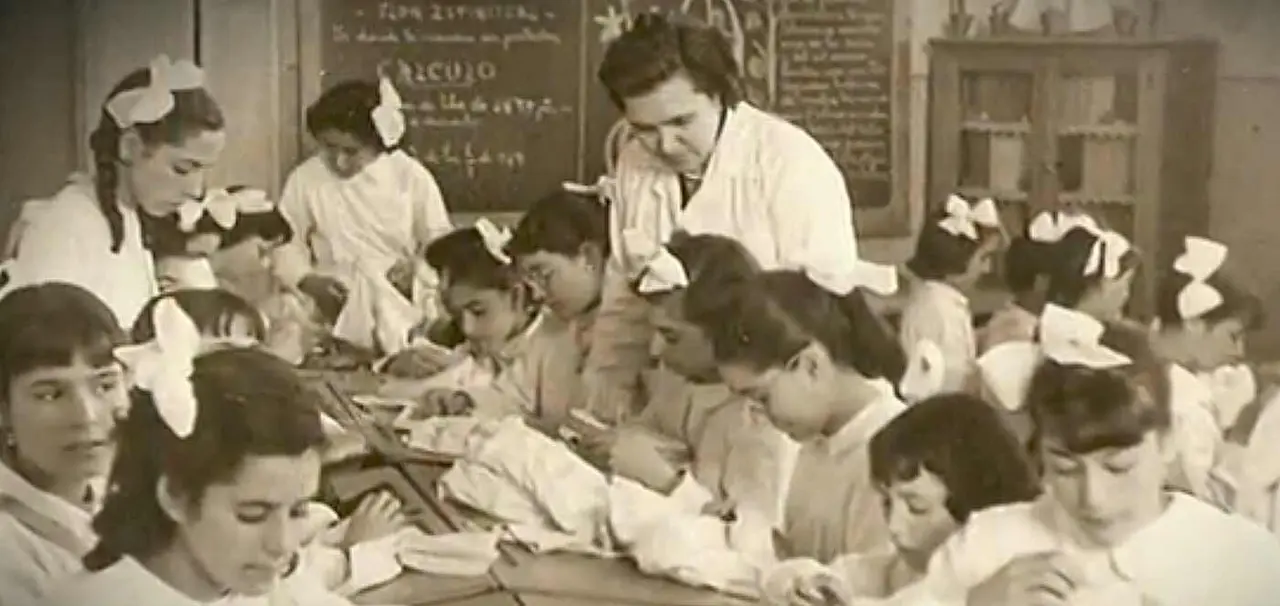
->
931, 57, 1048, 236
1045, 54, 1142, 237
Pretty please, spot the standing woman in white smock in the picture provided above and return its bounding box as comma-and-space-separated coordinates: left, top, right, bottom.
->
0, 56, 227, 329
585, 13, 864, 422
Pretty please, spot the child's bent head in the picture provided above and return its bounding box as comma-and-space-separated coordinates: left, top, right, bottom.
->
1041, 226, 1139, 321
506, 190, 610, 320
306, 80, 393, 178
1027, 313, 1170, 547
1153, 238, 1261, 370
870, 393, 1039, 558
0, 283, 127, 485
907, 196, 1003, 290
87, 345, 325, 598
700, 267, 905, 441
636, 232, 758, 383
131, 289, 266, 350
426, 223, 534, 355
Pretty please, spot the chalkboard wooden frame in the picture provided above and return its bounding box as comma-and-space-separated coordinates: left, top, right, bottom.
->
293, 0, 912, 236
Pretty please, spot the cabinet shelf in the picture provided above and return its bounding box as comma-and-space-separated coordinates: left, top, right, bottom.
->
928, 38, 1218, 318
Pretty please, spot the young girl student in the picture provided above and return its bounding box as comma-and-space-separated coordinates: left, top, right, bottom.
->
900, 195, 1004, 393
889, 305, 1280, 606
2, 55, 226, 328
763, 393, 1040, 604
696, 254, 907, 563
0, 284, 127, 605
606, 232, 787, 527
380, 220, 554, 419
1151, 236, 1264, 436
273, 77, 451, 326
44, 328, 352, 604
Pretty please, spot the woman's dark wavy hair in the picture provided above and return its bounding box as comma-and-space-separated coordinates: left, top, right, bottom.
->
692, 264, 907, 384
306, 80, 393, 152
91, 67, 224, 253
870, 393, 1040, 523
0, 283, 124, 402
83, 347, 325, 570
598, 12, 743, 109
130, 289, 267, 344
1027, 319, 1170, 454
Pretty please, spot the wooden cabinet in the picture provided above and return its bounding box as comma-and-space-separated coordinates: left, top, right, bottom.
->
927, 38, 1218, 317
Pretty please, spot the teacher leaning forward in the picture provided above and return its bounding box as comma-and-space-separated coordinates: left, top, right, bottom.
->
582, 13, 863, 422
0, 55, 226, 329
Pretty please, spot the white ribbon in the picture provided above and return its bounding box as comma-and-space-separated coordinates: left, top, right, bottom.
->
621, 229, 689, 294
177, 187, 274, 233
105, 55, 205, 128
1082, 230, 1132, 279
977, 341, 1043, 411
562, 176, 618, 206
937, 195, 1000, 240
112, 298, 203, 438
1039, 304, 1132, 369
899, 340, 946, 404
805, 260, 898, 297
371, 77, 406, 148
1027, 211, 1101, 243
1173, 236, 1228, 320
474, 218, 512, 265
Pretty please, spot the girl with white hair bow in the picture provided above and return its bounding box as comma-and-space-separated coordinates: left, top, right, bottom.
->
899, 195, 1005, 395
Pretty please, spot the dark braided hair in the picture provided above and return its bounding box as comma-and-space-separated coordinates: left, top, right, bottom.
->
89, 67, 224, 252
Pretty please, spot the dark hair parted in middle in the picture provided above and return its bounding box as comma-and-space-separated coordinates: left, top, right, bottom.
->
506, 189, 612, 260
83, 347, 326, 570
870, 393, 1040, 523
130, 289, 267, 345
425, 225, 523, 291
907, 207, 1002, 281
690, 265, 907, 384
1026, 320, 1170, 454
305, 80, 392, 152
597, 12, 742, 109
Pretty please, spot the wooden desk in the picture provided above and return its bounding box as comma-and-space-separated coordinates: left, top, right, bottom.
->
328, 466, 517, 606
317, 376, 754, 605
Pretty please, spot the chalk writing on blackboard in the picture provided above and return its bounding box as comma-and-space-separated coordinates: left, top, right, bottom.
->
323, 0, 582, 212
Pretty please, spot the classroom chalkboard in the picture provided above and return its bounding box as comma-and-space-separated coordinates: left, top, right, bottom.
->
317, 0, 896, 214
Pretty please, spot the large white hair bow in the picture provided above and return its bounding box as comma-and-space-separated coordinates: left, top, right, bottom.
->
474, 218, 512, 265
937, 195, 1000, 240
805, 259, 898, 298
1173, 236, 1228, 320
177, 188, 274, 233
1039, 304, 1131, 369
977, 341, 1042, 411
1082, 230, 1132, 279
1027, 211, 1101, 243
105, 55, 205, 128
371, 77, 406, 147
562, 176, 618, 206
899, 340, 945, 404
622, 229, 688, 294
112, 298, 203, 438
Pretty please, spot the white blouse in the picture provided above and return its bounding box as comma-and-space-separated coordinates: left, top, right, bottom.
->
1, 176, 156, 328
